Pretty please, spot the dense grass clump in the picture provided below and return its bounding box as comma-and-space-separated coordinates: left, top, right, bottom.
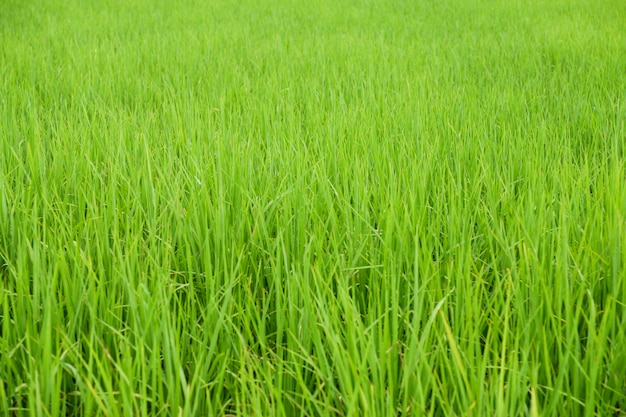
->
1, 0, 625, 415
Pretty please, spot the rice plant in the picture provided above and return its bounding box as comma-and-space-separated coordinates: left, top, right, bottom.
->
1, 0, 625, 415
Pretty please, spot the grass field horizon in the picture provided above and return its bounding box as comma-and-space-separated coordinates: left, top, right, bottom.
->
1, 0, 625, 415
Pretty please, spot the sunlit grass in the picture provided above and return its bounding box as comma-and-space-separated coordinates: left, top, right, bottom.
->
1, 0, 625, 415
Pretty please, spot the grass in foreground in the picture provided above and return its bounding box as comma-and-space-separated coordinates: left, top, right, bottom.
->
1, 0, 626, 415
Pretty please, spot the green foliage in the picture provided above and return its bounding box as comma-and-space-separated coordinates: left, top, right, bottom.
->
1, 0, 625, 415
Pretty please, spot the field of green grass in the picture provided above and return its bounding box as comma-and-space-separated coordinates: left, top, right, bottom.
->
1, 0, 625, 415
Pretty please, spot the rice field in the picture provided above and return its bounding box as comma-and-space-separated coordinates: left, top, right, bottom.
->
1, 0, 625, 415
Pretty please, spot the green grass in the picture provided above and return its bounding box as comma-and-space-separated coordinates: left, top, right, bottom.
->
1, 0, 625, 415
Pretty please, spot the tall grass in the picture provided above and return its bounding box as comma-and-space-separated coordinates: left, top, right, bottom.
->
1, 0, 625, 415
